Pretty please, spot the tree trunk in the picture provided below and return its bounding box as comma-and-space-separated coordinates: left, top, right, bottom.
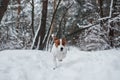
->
45, 0, 57, 50
98, 0, 104, 17
0, 0, 9, 23
98, 0, 104, 26
50, 0, 56, 35
45, 0, 62, 48
109, 0, 118, 47
16, 0, 20, 31
32, 0, 48, 50
31, 0, 35, 36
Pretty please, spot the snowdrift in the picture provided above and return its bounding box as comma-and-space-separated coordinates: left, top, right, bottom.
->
0, 47, 120, 80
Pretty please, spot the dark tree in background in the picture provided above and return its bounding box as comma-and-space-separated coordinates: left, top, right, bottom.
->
0, 0, 9, 23
0, 0, 120, 51
16, 0, 21, 32
31, 0, 35, 36
32, 0, 48, 50
109, 0, 120, 47
98, 0, 104, 26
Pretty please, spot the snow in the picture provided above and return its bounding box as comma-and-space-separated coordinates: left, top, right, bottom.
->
0, 47, 120, 80
109, 0, 113, 18
77, 23, 92, 28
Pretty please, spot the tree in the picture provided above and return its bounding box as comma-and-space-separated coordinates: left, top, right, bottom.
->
16, 0, 20, 32
98, 0, 104, 26
31, 0, 35, 36
0, 0, 9, 23
32, 0, 48, 50
42, 0, 62, 50
109, 0, 120, 47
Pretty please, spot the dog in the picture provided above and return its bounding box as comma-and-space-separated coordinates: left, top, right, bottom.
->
51, 34, 67, 69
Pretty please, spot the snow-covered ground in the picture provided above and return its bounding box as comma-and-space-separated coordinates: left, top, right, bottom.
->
0, 47, 120, 80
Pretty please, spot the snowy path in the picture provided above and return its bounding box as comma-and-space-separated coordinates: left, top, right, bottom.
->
0, 47, 120, 80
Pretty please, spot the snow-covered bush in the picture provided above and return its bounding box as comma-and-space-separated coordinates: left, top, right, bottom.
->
77, 25, 110, 51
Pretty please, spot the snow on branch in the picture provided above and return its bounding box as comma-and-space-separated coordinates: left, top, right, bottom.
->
109, 0, 113, 18
109, 14, 120, 23
98, 16, 110, 21
77, 23, 93, 28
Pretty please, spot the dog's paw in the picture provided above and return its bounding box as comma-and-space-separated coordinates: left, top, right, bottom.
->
53, 67, 56, 70
53, 66, 57, 70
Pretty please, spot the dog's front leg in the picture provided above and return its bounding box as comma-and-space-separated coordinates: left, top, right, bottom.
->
53, 56, 57, 70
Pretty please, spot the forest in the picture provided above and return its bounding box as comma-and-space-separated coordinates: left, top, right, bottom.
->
0, 0, 120, 51
0, 0, 120, 80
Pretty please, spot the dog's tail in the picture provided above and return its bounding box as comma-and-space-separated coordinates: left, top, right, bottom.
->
51, 34, 58, 41
51, 34, 55, 38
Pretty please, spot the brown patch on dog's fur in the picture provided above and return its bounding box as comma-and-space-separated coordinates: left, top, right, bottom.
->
54, 39, 60, 47
54, 38, 67, 47
62, 38, 66, 46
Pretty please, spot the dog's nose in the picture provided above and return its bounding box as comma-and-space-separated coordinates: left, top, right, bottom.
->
60, 47, 63, 51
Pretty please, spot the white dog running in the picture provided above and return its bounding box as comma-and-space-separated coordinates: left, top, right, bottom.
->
51, 34, 67, 69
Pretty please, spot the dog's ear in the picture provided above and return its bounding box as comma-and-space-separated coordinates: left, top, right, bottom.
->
62, 38, 67, 46
54, 38, 60, 47
54, 37, 58, 41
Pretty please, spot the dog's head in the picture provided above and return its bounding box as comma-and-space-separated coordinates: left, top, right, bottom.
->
52, 35, 67, 51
